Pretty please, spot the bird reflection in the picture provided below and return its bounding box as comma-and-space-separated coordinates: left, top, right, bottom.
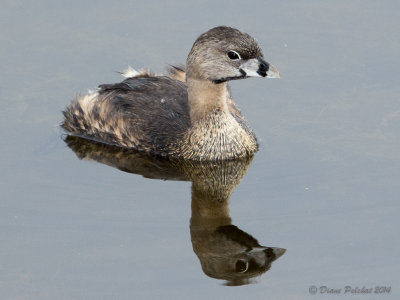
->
64, 135, 286, 286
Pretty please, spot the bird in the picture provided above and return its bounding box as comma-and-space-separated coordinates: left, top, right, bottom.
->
62, 26, 279, 161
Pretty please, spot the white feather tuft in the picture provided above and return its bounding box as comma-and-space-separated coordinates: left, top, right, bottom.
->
78, 92, 99, 116
87, 88, 100, 94
121, 66, 141, 78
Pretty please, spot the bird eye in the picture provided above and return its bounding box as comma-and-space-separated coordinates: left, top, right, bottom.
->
227, 50, 241, 60
235, 259, 249, 273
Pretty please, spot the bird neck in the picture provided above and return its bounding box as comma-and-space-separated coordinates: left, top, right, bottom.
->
186, 78, 230, 123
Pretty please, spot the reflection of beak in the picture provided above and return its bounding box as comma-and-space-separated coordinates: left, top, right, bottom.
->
272, 247, 286, 258
248, 246, 286, 258
240, 58, 280, 78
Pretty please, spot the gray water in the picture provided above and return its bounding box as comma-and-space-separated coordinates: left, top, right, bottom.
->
1, 0, 399, 299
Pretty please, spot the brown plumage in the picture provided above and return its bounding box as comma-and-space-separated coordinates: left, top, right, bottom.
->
62, 26, 279, 161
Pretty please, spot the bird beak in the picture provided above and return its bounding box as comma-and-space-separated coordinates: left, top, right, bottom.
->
240, 58, 280, 78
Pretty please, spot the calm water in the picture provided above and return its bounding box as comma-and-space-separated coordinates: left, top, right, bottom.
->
1, 1, 399, 299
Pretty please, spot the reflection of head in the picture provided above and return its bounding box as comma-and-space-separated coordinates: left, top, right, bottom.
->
191, 223, 285, 286
64, 136, 286, 286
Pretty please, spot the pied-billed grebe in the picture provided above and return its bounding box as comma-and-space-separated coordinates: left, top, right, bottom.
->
62, 26, 279, 161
